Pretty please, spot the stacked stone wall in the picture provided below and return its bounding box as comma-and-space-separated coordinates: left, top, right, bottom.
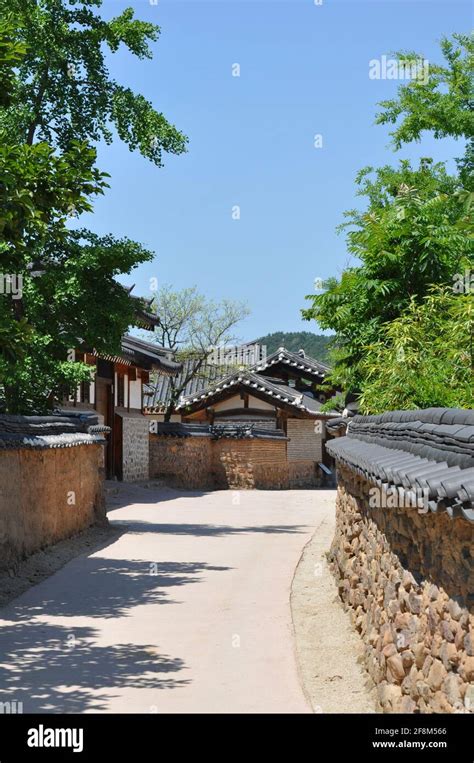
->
329, 465, 474, 713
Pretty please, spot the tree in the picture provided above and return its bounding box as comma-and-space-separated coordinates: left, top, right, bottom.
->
0, 133, 155, 412
0, 0, 188, 162
303, 160, 472, 392
358, 288, 474, 413
375, 33, 473, 187
148, 285, 250, 421
302, 34, 474, 407
255, 331, 333, 363
0, 6, 187, 412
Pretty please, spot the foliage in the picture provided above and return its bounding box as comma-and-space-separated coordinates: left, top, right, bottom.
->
302, 34, 474, 410
303, 161, 473, 392
358, 288, 474, 413
0, 0, 188, 161
255, 331, 333, 363
148, 285, 250, 420
375, 33, 473, 187
0, 5, 186, 412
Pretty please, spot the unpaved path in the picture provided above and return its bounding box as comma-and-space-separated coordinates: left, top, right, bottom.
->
291, 492, 376, 713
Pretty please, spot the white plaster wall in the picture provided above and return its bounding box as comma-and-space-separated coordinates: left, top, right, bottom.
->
129, 378, 142, 410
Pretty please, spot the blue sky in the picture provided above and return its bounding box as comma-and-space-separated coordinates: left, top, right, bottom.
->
83, 0, 472, 342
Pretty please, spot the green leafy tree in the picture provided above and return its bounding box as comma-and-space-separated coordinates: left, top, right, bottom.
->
375, 33, 473, 187
358, 288, 474, 413
255, 331, 333, 363
303, 160, 472, 391
0, 0, 188, 161
303, 34, 474, 407
0, 5, 187, 413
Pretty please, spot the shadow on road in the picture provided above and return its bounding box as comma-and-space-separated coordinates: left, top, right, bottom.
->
114, 520, 309, 537
0, 619, 188, 712
0, 558, 230, 712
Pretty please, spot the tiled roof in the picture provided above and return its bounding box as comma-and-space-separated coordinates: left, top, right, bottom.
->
144, 346, 331, 410
253, 347, 331, 378
326, 408, 474, 522
0, 412, 109, 449
120, 335, 181, 375
176, 369, 331, 417
151, 421, 288, 440
144, 358, 225, 409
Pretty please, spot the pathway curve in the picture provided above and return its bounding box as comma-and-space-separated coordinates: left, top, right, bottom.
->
0, 484, 336, 713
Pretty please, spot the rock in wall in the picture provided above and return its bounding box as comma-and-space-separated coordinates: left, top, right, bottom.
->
329, 466, 474, 714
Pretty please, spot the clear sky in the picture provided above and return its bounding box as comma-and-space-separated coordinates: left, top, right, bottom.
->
81, 0, 472, 342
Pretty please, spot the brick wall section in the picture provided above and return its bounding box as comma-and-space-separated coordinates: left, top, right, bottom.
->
149, 435, 323, 489
329, 464, 474, 713
0, 444, 106, 571
121, 414, 150, 482
214, 439, 288, 489
150, 436, 214, 489
287, 418, 323, 462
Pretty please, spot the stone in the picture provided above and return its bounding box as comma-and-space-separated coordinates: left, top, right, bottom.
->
439, 641, 460, 670
455, 627, 465, 651
431, 633, 443, 658
448, 599, 463, 621
401, 649, 415, 671
386, 653, 406, 683
464, 631, 474, 656
427, 659, 447, 692
464, 684, 474, 712
431, 691, 453, 714
382, 643, 397, 658
378, 682, 402, 711
394, 612, 411, 631
399, 695, 416, 713
414, 680, 430, 701
387, 599, 401, 617
413, 642, 427, 669
402, 570, 416, 591
440, 619, 455, 642
428, 583, 440, 601
408, 591, 422, 615
459, 655, 474, 682
443, 672, 462, 705
422, 655, 433, 677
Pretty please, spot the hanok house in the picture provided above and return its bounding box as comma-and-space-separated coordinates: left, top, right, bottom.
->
63, 332, 181, 482
145, 348, 338, 489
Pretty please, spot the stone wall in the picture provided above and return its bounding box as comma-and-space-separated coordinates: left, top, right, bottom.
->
214, 438, 288, 489
329, 465, 474, 714
149, 434, 323, 490
287, 418, 323, 462
120, 413, 150, 482
149, 435, 214, 490
0, 443, 106, 571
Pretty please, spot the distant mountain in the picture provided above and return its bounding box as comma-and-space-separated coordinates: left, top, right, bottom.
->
255, 331, 333, 364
